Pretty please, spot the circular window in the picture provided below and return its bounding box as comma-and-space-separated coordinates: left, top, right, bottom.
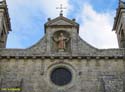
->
50, 67, 72, 86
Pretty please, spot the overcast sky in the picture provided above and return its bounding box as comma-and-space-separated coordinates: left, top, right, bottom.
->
5, 0, 119, 49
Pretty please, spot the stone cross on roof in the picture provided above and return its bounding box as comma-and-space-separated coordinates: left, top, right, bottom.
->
56, 4, 66, 16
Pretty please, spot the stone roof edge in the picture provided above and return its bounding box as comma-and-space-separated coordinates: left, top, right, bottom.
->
79, 37, 98, 50
26, 36, 46, 50
0, 46, 124, 58
0, 55, 124, 59
0, 48, 124, 56
45, 15, 79, 26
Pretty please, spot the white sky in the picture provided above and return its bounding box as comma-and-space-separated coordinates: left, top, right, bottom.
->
5, 0, 119, 49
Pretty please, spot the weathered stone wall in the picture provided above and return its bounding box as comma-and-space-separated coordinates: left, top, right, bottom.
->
0, 4, 124, 92
0, 58, 124, 92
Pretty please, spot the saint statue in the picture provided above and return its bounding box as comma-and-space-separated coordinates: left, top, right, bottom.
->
53, 32, 69, 51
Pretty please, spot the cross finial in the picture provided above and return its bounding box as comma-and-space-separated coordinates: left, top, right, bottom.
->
56, 4, 66, 16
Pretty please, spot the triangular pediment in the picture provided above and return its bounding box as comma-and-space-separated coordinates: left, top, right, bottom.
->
48, 19, 73, 26
45, 15, 79, 27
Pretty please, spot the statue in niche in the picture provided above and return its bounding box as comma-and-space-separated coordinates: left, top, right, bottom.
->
53, 32, 69, 51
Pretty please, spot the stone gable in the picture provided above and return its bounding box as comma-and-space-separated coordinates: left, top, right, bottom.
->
0, 1, 125, 92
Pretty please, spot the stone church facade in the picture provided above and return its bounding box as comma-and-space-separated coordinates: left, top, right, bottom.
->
0, 0, 125, 92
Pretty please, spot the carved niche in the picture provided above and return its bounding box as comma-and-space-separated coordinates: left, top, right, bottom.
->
52, 31, 70, 52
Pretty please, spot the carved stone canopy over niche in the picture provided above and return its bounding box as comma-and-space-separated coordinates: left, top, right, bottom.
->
52, 30, 70, 52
